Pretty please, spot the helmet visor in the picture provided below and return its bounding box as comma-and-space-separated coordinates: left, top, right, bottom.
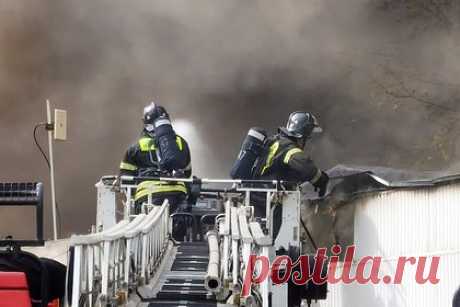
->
311, 115, 322, 133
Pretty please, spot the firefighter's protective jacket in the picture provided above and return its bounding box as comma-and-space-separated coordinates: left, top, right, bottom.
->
119, 133, 192, 201
256, 134, 322, 185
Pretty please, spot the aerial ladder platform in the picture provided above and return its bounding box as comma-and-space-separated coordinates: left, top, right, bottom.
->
0, 176, 328, 307
4, 167, 460, 307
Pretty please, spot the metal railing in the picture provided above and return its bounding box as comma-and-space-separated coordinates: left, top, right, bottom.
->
68, 200, 170, 307
75, 175, 299, 306
0, 182, 44, 246
206, 188, 302, 307
203, 199, 274, 306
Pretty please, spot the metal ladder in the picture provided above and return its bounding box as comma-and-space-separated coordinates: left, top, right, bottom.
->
141, 242, 218, 307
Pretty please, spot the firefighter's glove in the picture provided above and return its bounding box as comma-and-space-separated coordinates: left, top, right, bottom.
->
313, 171, 329, 198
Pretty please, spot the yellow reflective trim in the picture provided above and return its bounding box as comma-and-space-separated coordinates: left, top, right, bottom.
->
135, 180, 187, 201
137, 180, 186, 191
176, 136, 183, 151
261, 141, 280, 175
139, 137, 155, 152
120, 161, 138, 171
283, 148, 303, 164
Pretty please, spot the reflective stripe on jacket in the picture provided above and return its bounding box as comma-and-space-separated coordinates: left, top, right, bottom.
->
134, 180, 187, 201
119, 133, 192, 178
256, 134, 321, 184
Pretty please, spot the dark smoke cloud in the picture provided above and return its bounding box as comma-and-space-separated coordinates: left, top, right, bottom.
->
1, 0, 460, 238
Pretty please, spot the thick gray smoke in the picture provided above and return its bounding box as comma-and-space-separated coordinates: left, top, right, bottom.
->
1, 0, 460, 238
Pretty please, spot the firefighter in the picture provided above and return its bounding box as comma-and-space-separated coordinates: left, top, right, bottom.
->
251, 112, 329, 239
250, 111, 329, 305
119, 103, 192, 213
255, 111, 329, 195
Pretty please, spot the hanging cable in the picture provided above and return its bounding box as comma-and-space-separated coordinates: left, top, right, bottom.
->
33, 123, 50, 168
300, 217, 318, 251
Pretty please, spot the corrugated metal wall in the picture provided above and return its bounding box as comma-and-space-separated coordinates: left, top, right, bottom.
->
319, 183, 460, 307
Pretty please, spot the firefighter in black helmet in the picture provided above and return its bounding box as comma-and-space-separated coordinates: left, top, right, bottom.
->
119, 102, 192, 213
256, 111, 329, 196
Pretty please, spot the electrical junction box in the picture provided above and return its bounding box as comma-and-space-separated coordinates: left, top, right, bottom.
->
54, 109, 67, 141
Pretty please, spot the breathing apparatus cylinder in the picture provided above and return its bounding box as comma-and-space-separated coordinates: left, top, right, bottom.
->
154, 116, 184, 172
230, 127, 268, 180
